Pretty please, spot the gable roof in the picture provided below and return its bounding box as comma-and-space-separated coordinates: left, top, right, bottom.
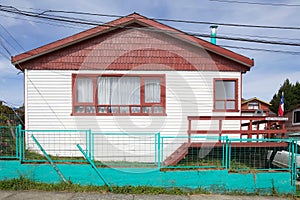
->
242, 97, 271, 106
11, 13, 254, 69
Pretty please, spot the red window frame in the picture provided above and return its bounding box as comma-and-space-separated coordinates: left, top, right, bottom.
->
72, 74, 166, 116
213, 78, 239, 112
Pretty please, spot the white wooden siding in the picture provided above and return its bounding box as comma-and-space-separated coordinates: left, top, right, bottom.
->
25, 69, 241, 161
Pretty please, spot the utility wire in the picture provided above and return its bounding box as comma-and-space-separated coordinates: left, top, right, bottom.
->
0, 23, 25, 52
2, 5, 300, 30
221, 45, 300, 55
0, 38, 12, 56
3, 10, 300, 49
1, 4, 300, 58
2, 6, 300, 47
221, 31, 300, 42
0, 13, 88, 30
0, 50, 10, 59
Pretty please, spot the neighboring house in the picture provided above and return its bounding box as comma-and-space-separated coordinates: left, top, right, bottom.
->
241, 97, 272, 134
241, 97, 273, 116
11, 13, 254, 161
285, 105, 300, 133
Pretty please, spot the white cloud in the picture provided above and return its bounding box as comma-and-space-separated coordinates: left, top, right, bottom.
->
0, 59, 20, 76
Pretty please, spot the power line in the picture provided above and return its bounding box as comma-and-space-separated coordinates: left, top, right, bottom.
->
4, 10, 300, 49
2, 5, 300, 31
221, 31, 300, 42
0, 23, 25, 52
221, 45, 300, 55
2, 6, 300, 48
193, 34, 300, 47
0, 50, 10, 59
1, 4, 300, 60
0, 13, 89, 30
0, 38, 12, 56
209, 0, 300, 7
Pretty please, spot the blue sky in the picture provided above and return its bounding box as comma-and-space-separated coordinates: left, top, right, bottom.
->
0, 0, 299, 107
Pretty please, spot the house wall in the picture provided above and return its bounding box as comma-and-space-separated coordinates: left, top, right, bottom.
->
285, 107, 300, 133
25, 69, 241, 161
25, 69, 241, 131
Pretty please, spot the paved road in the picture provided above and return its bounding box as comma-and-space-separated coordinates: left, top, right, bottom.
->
0, 191, 294, 200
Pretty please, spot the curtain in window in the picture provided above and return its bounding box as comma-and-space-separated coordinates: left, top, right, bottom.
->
216, 80, 235, 99
145, 79, 160, 103
98, 77, 140, 105
215, 80, 236, 110
76, 78, 93, 102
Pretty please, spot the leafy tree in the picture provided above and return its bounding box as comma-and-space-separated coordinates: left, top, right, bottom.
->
270, 79, 300, 114
0, 102, 14, 126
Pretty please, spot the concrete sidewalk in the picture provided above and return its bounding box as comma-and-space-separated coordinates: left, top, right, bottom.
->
0, 191, 294, 200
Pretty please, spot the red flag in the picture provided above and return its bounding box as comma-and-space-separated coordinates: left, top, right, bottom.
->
278, 92, 284, 116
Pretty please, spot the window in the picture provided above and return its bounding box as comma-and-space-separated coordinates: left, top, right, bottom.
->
72, 74, 166, 115
248, 102, 259, 110
214, 79, 238, 111
293, 110, 300, 125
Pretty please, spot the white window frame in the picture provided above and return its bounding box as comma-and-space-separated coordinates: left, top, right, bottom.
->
292, 109, 300, 125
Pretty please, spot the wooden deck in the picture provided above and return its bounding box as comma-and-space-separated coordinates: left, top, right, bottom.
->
163, 115, 289, 166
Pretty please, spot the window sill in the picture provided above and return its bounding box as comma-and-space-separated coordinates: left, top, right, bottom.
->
213, 109, 240, 112
71, 113, 167, 116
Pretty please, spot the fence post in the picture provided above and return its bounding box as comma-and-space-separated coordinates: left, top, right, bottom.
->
17, 124, 23, 162
222, 136, 225, 168
15, 125, 19, 158
290, 138, 297, 192
293, 140, 298, 194
91, 129, 94, 161
88, 129, 92, 160
154, 133, 157, 164
157, 132, 161, 169
225, 136, 230, 170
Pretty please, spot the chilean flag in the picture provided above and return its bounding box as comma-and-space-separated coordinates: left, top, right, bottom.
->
278, 92, 284, 117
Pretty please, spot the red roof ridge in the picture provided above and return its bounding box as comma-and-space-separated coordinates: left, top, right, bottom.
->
11, 12, 254, 68
242, 97, 271, 106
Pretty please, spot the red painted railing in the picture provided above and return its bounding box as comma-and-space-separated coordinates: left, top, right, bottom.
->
187, 116, 288, 143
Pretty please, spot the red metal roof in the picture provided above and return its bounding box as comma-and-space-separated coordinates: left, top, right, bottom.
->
11, 13, 254, 70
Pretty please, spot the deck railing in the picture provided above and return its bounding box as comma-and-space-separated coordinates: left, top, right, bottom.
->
187, 116, 288, 143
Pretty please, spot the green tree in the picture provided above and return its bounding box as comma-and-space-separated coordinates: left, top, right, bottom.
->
270, 79, 300, 114
0, 103, 14, 126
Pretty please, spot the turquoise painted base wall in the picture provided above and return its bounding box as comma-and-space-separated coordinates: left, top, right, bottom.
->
0, 161, 294, 195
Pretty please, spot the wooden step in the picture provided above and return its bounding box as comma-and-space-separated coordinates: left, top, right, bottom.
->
163, 143, 190, 166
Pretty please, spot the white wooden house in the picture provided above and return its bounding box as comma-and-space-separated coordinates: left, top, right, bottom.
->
11, 13, 254, 163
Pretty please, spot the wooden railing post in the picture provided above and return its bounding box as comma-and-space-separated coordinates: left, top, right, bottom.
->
219, 119, 222, 143
188, 118, 191, 144
248, 120, 253, 139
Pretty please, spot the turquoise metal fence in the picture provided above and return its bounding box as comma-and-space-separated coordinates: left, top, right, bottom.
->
91, 132, 160, 168
2, 125, 299, 182
12, 126, 159, 167
227, 138, 295, 171
161, 136, 228, 169
160, 135, 299, 174
0, 125, 18, 159
19, 129, 90, 163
